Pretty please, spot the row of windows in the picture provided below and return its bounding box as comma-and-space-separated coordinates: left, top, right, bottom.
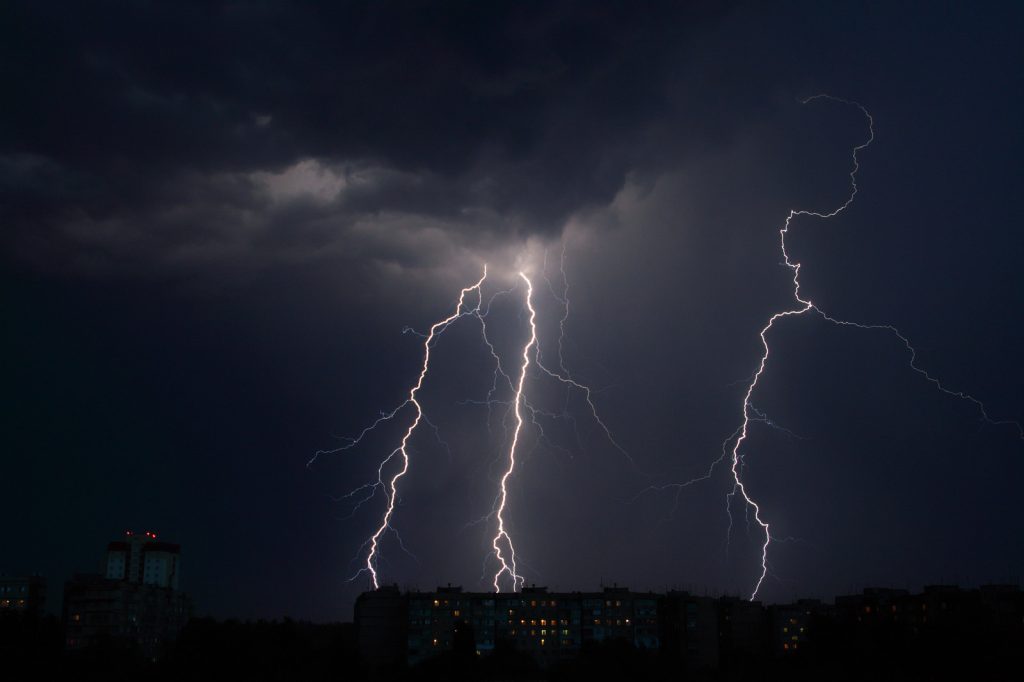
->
428, 598, 562, 609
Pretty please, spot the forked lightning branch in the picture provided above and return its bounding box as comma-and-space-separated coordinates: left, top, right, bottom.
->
315, 96, 1022, 600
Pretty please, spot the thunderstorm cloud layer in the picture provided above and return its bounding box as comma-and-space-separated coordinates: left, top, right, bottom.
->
2, 1, 1023, 620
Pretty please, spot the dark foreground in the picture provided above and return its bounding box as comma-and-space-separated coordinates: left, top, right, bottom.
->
3, 610, 1022, 682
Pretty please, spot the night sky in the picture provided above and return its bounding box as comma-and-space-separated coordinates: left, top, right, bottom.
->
3, 1, 1023, 623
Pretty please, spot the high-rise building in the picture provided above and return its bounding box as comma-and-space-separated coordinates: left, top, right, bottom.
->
104, 530, 180, 589
64, 531, 189, 658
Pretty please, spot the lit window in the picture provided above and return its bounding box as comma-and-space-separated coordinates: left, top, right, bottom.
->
531, 600, 537, 607
453, 610, 460, 617
541, 629, 547, 636
433, 600, 440, 607
540, 638, 545, 646
540, 619, 547, 626
783, 627, 788, 633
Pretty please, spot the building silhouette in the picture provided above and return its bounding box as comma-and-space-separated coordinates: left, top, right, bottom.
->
63, 530, 190, 658
355, 583, 1024, 673
104, 529, 181, 590
0, 575, 46, 616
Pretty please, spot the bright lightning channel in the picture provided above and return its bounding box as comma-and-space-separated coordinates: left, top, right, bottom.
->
466, 252, 635, 592
322, 267, 488, 589
660, 94, 1022, 602
491, 272, 537, 592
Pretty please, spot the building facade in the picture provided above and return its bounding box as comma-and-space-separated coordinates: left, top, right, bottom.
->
104, 530, 180, 590
359, 585, 687, 669
0, 575, 46, 615
355, 584, 1024, 671
64, 531, 189, 658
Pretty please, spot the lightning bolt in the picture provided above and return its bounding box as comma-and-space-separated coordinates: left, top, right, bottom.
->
318, 267, 487, 589
491, 272, 537, 592
654, 94, 1022, 602
467, 255, 631, 592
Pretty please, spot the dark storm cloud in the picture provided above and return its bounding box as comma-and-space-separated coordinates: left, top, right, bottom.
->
2, 0, 737, 276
